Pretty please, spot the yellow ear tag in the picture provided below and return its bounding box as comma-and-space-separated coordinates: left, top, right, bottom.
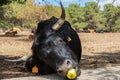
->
67, 69, 77, 79
67, 36, 72, 42
32, 65, 38, 73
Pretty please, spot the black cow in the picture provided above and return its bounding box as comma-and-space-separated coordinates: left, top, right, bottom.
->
5, 2, 82, 80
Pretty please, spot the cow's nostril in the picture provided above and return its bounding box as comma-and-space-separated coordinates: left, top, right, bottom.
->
65, 59, 72, 66
67, 60, 71, 65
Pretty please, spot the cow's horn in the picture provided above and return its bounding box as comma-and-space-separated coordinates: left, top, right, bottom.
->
5, 53, 32, 62
52, 1, 65, 30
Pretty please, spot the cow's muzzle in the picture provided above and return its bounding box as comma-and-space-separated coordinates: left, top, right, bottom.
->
56, 59, 81, 78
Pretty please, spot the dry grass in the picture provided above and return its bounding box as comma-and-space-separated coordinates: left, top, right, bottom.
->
0, 32, 120, 79
79, 33, 120, 54
0, 31, 32, 56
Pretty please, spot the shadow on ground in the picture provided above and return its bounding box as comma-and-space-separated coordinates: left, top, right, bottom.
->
0, 51, 120, 79
0, 55, 29, 79
81, 51, 120, 69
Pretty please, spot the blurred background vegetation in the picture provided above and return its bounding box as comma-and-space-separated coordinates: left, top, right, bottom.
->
0, 0, 120, 32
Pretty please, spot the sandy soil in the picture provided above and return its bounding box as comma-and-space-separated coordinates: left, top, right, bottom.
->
0, 31, 120, 79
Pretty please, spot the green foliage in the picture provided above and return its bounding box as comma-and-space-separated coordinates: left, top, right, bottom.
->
85, 2, 100, 13
73, 23, 80, 28
79, 22, 88, 29
0, 20, 14, 29
67, 4, 85, 28
0, 0, 26, 6
84, 2, 102, 29
67, 2, 120, 32
18, 0, 26, 4
113, 17, 120, 32
0, 0, 120, 32
0, 0, 12, 6
104, 4, 118, 18
104, 4, 118, 32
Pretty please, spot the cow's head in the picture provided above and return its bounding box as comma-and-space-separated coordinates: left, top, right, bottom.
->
34, 2, 81, 78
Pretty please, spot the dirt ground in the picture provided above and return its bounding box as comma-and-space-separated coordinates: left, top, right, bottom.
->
0, 31, 120, 79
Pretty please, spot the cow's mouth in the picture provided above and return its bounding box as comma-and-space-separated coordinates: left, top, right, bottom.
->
58, 66, 80, 80
56, 59, 80, 79
66, 66, 81, 80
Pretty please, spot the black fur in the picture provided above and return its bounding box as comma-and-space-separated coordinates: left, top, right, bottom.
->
25, 17, 82, 76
